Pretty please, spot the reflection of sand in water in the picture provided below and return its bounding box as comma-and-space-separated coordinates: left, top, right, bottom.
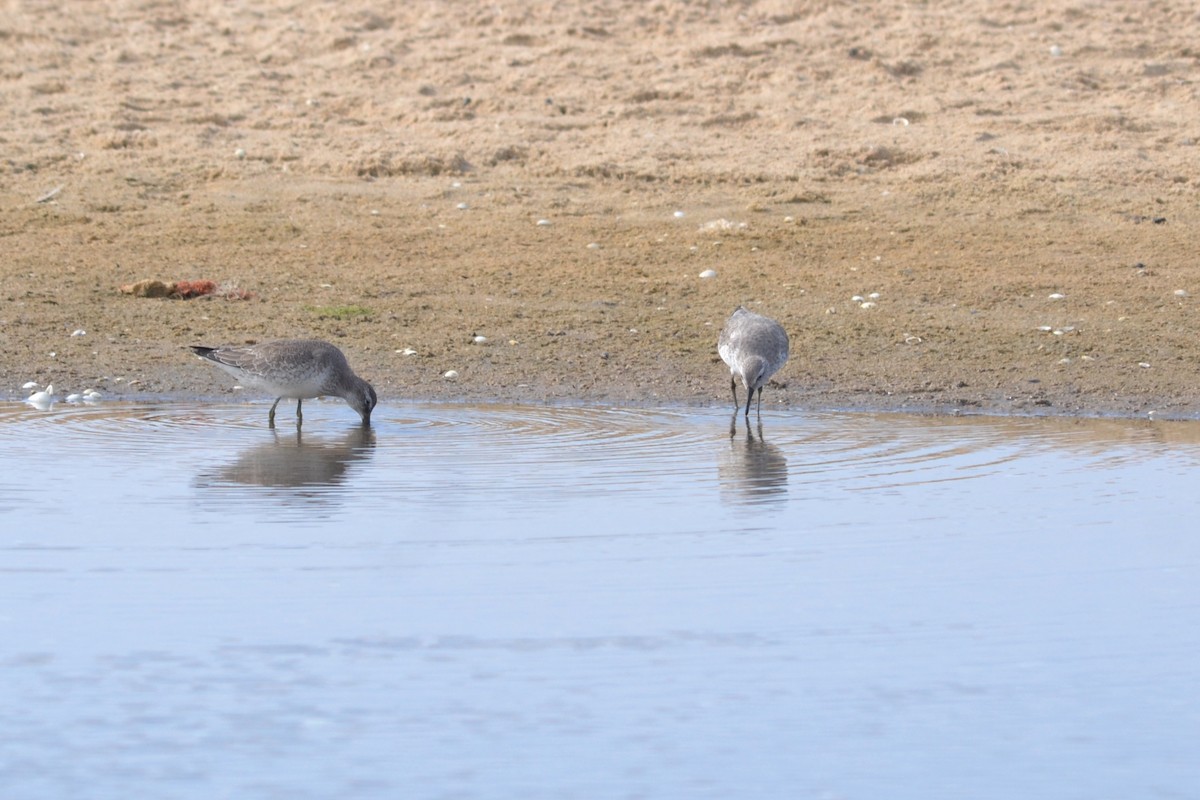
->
859, 414, 1200, 458
718, 415, 788, 505
200, 426, 377, 491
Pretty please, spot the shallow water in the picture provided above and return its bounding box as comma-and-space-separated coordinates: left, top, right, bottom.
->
1, 400, 1198, 799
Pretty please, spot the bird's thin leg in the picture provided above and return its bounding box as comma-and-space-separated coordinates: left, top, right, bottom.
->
730, 376, 739, 409
269, 397, 281, 428
296, 398, 303, 428
756, 386, 764, 416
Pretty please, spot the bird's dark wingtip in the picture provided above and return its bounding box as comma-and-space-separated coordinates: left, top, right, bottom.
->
189, 345, 216, 359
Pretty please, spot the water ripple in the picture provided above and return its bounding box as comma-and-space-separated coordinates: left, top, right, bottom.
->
5, 402, 1200, 521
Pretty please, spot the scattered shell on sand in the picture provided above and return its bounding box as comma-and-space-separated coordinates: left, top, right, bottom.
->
35, 185, 63, 204
443, 370, 459, 379
26, 385, 54, 408
1048, 293, 1066, 300
698, 269, 717, 279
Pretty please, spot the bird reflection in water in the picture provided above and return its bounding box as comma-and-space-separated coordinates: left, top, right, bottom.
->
719, 413, 789, 505
201, 425, 377, 495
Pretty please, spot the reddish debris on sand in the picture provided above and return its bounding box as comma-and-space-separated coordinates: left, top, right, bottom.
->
119, 279, 252, 300
172, 280, 216, 298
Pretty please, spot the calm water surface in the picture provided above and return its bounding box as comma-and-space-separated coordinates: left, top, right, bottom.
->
1, 400, 1198, 799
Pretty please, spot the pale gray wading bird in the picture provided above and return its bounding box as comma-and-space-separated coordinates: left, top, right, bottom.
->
190, 339, 377, 427
717, 306, 790, 417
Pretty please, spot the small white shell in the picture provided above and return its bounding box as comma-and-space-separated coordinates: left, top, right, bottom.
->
456, 202, 469, 210
673, 210, 685, 218
397, 347, 418, 356
26, 384, 54, 408
586, 242, 600, 249
1139, 362, 1152, 369
868, 292, 881, 299
1048, 293, 1065, 300
235, 148, 246, 159
698, 269, 717, 279
860, 302, 877, 309
473, 335, 488, 344
443, 370, 459, 379
1174, 289, 1188, 297
851, 295, 864, 302
535, 219, 551, 226
71, 329, 86, 337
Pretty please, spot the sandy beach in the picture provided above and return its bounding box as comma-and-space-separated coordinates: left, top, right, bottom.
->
4, 1, 1200, 417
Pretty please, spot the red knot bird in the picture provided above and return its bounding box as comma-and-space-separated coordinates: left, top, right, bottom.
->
717, 306, 789, 417
190, 339, 377, 427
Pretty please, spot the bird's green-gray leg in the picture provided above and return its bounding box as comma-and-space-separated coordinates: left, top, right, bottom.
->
730, 377, 739, 409
756, 386, 764, 416
269, 397, 282, 427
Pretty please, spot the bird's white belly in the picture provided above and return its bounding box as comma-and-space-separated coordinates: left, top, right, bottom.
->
219, 365, 326, 398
